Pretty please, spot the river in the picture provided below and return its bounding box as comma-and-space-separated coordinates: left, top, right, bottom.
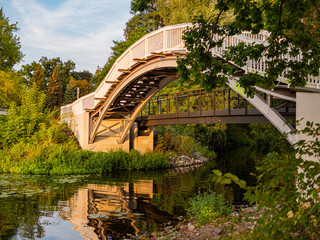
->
0, 147, 257, 240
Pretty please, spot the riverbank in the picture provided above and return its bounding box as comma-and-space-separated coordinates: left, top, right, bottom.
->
0, 145, 214, 175
131, 206, 259, 240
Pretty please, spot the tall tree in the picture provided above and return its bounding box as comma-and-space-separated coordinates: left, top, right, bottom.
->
46, 67, 63, 110
177, 0, 320, 95
30, 64, 45, 91
0, 70, 25, 108
0, 8, 23, 70
20, 57, 76, 92
64, 77, 77, 104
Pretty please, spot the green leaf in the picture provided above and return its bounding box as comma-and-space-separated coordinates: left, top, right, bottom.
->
212, 169, 222, 177
221, 178, 232, 184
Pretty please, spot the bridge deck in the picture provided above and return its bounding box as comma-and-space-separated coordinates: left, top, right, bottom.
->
138, 108, 295, 126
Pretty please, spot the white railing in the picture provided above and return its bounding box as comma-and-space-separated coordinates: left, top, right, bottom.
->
61, 23, 320, 119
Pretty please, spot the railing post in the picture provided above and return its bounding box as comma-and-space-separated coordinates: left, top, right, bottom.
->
152, 101, 155, 115
223, 90, 226, 109
148, 101, 151, 115
166, 94, 169, 117
187, 92, 190, 117
199, 90, 202, 116
245, 99, 248, 115
228, 88, 231, 115
176, 93, 179, 117
163, 30, 167, 51
212, 89, 215, 115
157, 96, 160, 115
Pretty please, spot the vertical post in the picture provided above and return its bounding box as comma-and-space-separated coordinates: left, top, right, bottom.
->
213, 89, 216, 115
160, 97, 162, 115
187, 92, 190, 117
245, 99, 248, 115
223, 90, 226, 109
157, 96, 160, 115
77, 87, 80, 99
148, 101, 150, 115
228, 88, 231, 115
166, 94, 169, 118
176, 93, 179, 117
199, 89, 202, 116
267, 94, 273, 107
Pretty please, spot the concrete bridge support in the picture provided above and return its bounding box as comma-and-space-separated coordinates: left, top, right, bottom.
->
68, 112, 154, 153
130, 123, 154, 154
296, 92, 320, 163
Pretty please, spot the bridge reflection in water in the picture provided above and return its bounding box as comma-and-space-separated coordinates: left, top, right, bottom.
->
61, 180, 173, 240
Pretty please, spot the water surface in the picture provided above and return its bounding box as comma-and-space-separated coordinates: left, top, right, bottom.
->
0, 148, 257, 239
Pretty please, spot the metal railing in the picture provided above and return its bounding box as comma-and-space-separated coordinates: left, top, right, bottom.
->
140, 88, 295, 120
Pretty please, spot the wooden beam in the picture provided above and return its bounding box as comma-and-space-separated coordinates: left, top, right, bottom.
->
121, 98, 144, 102
118, 69, 131, 73
105, 111, 131, 114
94, 97, 106, 100
105, 81, 117, 84
84, 108, 95, 112
133, 58, 147, 63
133, 82, 159, 87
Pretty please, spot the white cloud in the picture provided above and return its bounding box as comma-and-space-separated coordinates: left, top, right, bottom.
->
10, 0, 131, 72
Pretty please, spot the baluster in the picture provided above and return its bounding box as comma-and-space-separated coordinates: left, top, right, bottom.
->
199, 90, 202, 116
223, 90, 226, 109
187, 92, 190, 117
228, 88, 231, 115
166, 94, 169, 117
176, 93, 179, 117
157, 96, 159, 115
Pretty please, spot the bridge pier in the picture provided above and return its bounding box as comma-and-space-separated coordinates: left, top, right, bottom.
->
130, 122, 154, 154
67, 112, 153, 153
296, 92, 320, 163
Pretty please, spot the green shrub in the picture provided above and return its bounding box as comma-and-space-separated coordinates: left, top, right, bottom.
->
0, 146, 170, 175
211, 122, 320, 239
187, 190, 232, 226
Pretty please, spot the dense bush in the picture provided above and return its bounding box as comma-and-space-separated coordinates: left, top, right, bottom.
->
155, 126, 216, 159
0, 143, 168, 175
212, 122, 320, 239
187, 190, 232, 226
0, 147, 169, 175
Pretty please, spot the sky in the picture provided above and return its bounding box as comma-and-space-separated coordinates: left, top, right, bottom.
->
0, 0, 131, 73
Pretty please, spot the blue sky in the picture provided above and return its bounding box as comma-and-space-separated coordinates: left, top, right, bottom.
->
0, 0, 131, 73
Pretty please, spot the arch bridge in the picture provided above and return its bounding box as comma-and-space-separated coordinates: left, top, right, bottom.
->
61, 23, 320, 153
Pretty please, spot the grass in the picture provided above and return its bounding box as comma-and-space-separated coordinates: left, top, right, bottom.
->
0, 144, 169, 175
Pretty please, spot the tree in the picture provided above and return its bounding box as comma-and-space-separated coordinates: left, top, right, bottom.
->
20, 57, 76, 92
0, 8, 23, 70
0, 70, 25, 108
157, 0, 215, 25
64, 77, 77, 104
30, 64, 45, 91
46, 67, 63, 110
0, 85, 47, 148
177, 0, 320, 95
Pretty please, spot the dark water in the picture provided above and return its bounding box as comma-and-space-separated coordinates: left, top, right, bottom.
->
0, 148, 257, 240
